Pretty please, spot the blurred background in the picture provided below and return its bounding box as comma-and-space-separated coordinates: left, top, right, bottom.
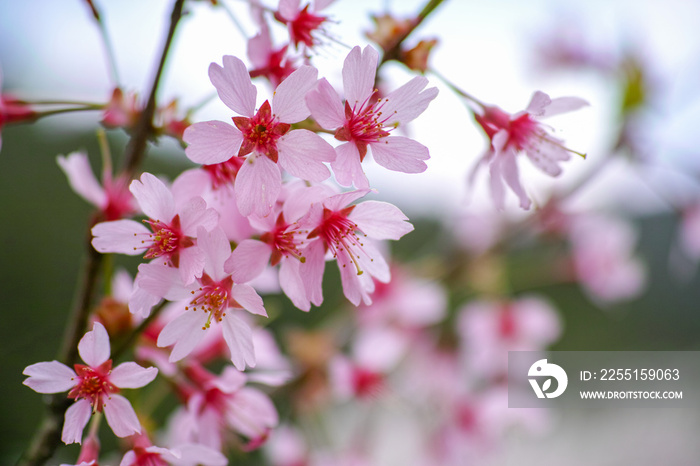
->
2, 0, 700, 464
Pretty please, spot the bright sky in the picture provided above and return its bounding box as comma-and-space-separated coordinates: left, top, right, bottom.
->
1, 0, 699, 218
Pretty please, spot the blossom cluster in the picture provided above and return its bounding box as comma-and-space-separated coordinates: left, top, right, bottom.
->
11, 0, 669, 465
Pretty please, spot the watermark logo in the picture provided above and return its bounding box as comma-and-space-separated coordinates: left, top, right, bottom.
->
528, 359, 568, 398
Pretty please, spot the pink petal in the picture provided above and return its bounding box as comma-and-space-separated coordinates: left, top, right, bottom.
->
222, 313, 256, 370
278, 130, 334, 181
135, 262, 192, 302
56, 152, 106, 208
525, 141, 568, 176
158, 311, 209, 362
358, 240, 391, 282
540, 96, 589, 118
110, 362, 158, 389
176, 444, 228, 466
103, 394, 142, 437
178, 245, 206, 286
300, 240, 326, 307
330, 142, 369, 188
232, 283, 267, 317
235, 154, 282, 217
323, 188, 371, 212
369, 136, 429, 173
524, 90, 552, 116
78, 322, 111, 367
225, 239, 271, 283
350, 200, 414, 240
247, 29, 272, 69
277, 0, 301, 21
279, 258, 311, 311
305, 78, 345, 130
336, 249, 373, 305
23, 361, 76, 394
196, 226, 231, 281
382, 76, 438, 126
130, 172, 175, 221
183, 121, 244, 164
210, 366, 248, 393
272, 65, 318, 123
62, 399, 92, 444
282, 182, 337, 223
226, 388, 278, 438
179, 196, 219, 236
209, 56, 256, 117
128, 283, 162, 319
343, 45, 378, 107
91, 219, 150, 255
498, 149, 531, 210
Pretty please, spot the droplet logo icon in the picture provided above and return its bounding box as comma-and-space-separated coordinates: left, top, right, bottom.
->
528, 359, 568, 399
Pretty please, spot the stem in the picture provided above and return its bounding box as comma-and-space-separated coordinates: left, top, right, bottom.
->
18, 2, 187, 464
122, 0, 186, 176
428, 67, 487, 109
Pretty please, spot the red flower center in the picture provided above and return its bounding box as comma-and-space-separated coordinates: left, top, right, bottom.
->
68, 360, 118, 412
335, 97, 393, 161
142, 215, 189, 262
308, 206, 370, 275
233, 100, 290, 163
186, 274, 235, 329
275, 4, 328, 48
203, 155, 245, 189
260, 212, 306, 266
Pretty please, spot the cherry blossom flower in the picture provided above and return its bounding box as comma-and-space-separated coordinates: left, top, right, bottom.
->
457, 296, 561, 378
57, 151, 135, 221
273, 0, 335, 51
167, 362, 278, 452
224, 181, 336, 311
119, 432, 226, 466
306, 45, 438, 188
22, 322, 158, 444
183, 56, 335, 217
472, 90, 588, 209
568, 214, 646, 303
138, 226, 267, 370
248, 22, 297, 87
296, 189, 414, 306
91, 172, 219, 286
356, 263, 446, 328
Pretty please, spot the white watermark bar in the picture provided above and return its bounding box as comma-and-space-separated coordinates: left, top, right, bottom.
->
508, 351, 700, 408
